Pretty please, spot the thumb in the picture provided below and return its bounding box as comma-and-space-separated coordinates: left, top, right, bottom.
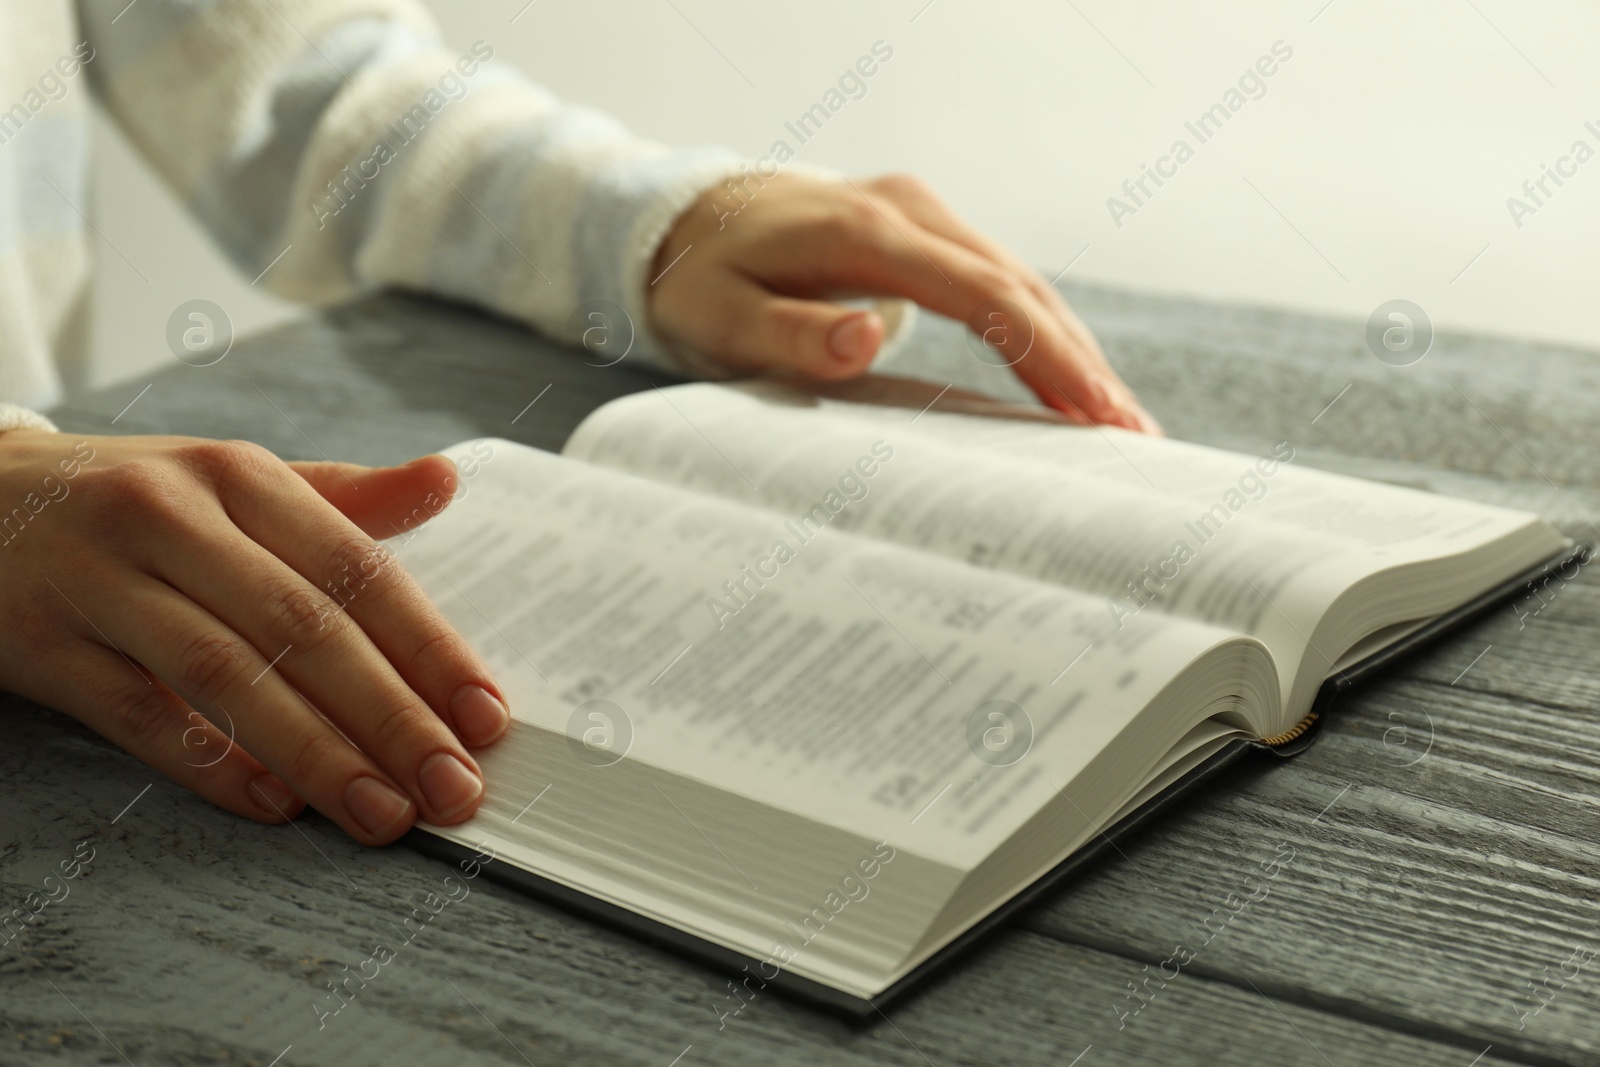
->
741, 300, 886, 378
287, 454, 458, 539
683, 276, 886, 378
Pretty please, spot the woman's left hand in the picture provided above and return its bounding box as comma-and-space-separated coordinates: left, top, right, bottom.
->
646, 171, 1160, 434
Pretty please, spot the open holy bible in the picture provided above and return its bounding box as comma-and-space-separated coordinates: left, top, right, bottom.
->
393, 377, 1576, 1017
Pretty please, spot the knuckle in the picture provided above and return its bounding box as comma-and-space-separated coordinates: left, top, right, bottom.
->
10, 596, 55, 655
78, 462, 189, 529
175, 439, 278, 488
174, 630, 252, 702
264, 579, 345, 650
321, 535, 393, 603
875, 171, 937, 204
285, 727, 342, 785
114, 683, 179, 749
967, 261, 1016, 297
405, 625, 469, 681
369, 697, 429, 754
825, 197, 883, 242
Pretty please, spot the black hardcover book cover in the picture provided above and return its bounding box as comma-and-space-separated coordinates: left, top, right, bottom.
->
404, 543, 1588, 1021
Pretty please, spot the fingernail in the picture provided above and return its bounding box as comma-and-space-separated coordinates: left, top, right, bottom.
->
418, 753, 483, 820
345, 776, 413, 837
1086, 377, 1151, 432
249, 774, 300, 816
827, 313, 880, 363
450, 684, 509, 747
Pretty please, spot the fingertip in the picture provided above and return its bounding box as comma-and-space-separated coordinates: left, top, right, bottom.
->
1069, 376, 1152, 433
379, 454, 459, 513
1052, 401, 1094, 427
449, 684, 510, 748
259, 799, 308, 824
1040, 379, 1099, 425
344, 775, 417, 843
248, 774, 306, 822
404, 451, 458, 486
417, 752, 485, 824
1041, 378, 1155, 434
825, 310, 884, 371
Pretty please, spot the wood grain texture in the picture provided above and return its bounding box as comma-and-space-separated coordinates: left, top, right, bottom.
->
9, 282, 1596, 1066
1022, 672, 1600, 1064
0, 703, 1530, 1067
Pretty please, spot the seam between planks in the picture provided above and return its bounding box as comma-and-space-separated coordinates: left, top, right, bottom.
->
1021, 925, 1560, 1067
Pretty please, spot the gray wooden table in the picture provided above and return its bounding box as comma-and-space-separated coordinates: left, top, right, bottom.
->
6, 283, 1599, 1066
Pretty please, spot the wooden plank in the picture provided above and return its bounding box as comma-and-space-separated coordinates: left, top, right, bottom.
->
1, 701, 1534, 1067
1062, 281, 1600, 493
49, 295, 683, 465
1022, 668, 1600, 1063
1399, 573, 1600, 711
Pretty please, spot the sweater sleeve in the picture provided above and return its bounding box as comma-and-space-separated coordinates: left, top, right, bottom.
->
0, 404, 59, 434
74, 0, 748, 374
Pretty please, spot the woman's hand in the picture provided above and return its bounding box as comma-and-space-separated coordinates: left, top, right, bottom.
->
0, 431, 509, 844
647, 171, 1160, 434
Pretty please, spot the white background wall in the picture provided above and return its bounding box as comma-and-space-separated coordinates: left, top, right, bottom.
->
87, 0, 1600, 388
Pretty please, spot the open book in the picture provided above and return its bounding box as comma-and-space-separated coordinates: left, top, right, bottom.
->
389, 378, 1572, 1015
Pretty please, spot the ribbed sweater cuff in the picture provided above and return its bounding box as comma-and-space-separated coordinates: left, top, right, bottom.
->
0, 403, 59, 434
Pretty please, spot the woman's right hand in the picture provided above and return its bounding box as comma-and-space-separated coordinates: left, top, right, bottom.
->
0, 430, 509, 845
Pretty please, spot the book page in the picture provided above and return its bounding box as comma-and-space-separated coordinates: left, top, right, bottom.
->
562, 381, 1554, 713
389, 439, 1261, 871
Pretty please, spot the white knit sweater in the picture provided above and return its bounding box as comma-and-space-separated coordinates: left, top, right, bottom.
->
0, 0, 777, 433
